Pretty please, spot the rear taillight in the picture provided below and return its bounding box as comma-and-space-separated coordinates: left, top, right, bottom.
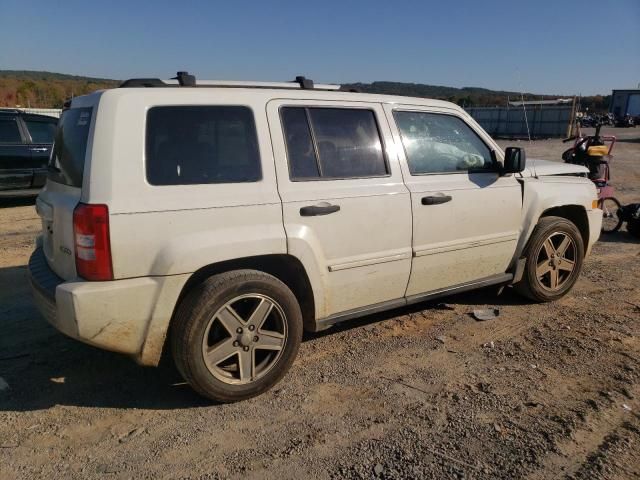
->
73, 203, 113, 281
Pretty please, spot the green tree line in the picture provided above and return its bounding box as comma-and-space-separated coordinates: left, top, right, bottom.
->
0, 71, 118, 108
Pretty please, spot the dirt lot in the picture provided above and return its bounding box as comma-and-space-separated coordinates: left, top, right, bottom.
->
1, 127, 639, 480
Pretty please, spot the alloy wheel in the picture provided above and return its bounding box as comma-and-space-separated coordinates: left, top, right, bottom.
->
201, 294, 287, 385
535, 232, 577, 291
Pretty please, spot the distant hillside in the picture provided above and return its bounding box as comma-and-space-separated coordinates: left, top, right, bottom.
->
0, 70, 119, 108
342, 81, 531, 106
0, 70, 611, 111
342, 81, 611, 111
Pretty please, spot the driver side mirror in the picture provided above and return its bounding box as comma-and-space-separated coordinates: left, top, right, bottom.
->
502, 147, 526, 174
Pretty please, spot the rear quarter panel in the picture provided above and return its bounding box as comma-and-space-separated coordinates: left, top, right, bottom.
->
86, 89, 287, 279
109, 205, 286, 277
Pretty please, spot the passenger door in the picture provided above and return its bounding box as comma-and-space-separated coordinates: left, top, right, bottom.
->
23, 115, 57, 188
267, 100, 412, 320
0, 115, 32, 190
384, 105, 522, 297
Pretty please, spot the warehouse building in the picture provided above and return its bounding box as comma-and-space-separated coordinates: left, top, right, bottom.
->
610, 89, 640, 117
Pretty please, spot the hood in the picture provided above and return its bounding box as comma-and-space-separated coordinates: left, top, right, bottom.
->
522, 158, 588, 178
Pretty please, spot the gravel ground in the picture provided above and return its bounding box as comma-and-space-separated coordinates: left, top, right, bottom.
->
1, 127, 639, 480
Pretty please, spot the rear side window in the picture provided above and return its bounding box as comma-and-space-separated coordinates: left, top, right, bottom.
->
49, 107, 93, 187
281, 107, 388, 180
25, 118, 57, 143
0, 118, 22, 143
146, 106, 261, 185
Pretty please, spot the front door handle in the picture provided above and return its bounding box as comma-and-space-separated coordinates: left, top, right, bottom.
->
29, 147, 48, 152
421, 195, 452, 205
300, 203, 340, 216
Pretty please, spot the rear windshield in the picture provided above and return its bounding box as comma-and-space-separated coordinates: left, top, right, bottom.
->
48, 107, 93, 187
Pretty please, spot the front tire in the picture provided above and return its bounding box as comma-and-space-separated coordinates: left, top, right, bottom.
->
171, 270, 303, 402
514, 216, 584, 302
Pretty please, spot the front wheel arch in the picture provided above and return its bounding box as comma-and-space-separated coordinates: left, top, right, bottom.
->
514, 216, 585, 302
539, 205, 589, 255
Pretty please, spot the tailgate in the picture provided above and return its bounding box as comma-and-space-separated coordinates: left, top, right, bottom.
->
36, 182, 81, 280
35, 104, 94, 280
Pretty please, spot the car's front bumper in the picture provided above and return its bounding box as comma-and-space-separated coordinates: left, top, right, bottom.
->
28, 247, 188, 365
586, 208, 602, 256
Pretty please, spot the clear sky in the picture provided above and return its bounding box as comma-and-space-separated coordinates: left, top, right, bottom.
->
1, 0, 638, 95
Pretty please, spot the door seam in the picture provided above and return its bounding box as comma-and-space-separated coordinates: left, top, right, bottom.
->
380, 103, 414, 299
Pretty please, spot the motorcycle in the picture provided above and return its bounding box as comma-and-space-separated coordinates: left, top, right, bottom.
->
562, 124, 621, 233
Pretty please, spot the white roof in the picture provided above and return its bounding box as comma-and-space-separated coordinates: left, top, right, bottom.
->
108, 83, 462, 112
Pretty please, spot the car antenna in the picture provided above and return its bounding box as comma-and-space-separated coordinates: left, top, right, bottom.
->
516, 71, 532, 143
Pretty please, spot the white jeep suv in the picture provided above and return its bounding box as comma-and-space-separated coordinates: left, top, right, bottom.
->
29, 72, 602, 402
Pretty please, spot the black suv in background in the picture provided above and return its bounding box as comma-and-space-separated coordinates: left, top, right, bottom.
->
0, 109, 57, 196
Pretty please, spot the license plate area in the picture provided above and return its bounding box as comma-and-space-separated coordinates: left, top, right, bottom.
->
35, 197, 55, 261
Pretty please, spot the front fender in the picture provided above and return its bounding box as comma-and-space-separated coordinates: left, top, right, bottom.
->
517, 177, 597, 258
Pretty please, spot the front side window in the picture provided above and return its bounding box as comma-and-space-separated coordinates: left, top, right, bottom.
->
393, 111, 494, 174
0, 118, 22, 143
146, 106, 261, 185
281, 107, 388, 180
25, 119, 57, 143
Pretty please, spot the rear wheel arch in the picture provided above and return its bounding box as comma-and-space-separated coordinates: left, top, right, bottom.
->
171, 269, 304, 402
174, 254, 316, 332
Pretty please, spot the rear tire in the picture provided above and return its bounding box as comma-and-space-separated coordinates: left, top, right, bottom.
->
514, 216, 584, 302
171, 270, 303, 403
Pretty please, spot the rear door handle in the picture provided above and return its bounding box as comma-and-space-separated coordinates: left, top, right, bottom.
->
300, 203, 340, 216
421, 195, 452, 205
29, 147, 48, 152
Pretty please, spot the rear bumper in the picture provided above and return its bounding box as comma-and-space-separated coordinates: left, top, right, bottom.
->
28, 248, 188, 366
28, 247, 75, 335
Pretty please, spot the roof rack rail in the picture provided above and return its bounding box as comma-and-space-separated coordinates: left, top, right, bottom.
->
172, 71, 195, 87
118, 71, 342, 91
119, 78, 165, 88
294, 76, 314, 89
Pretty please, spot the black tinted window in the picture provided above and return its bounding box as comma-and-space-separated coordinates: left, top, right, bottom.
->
281, 108, 319, 179
281, 107, 387, 180
146, 106, 261, 185
0, 119, 22, 143
25, 119, 57, 143
393, 111, 493, 174
49, 108, 93, 187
